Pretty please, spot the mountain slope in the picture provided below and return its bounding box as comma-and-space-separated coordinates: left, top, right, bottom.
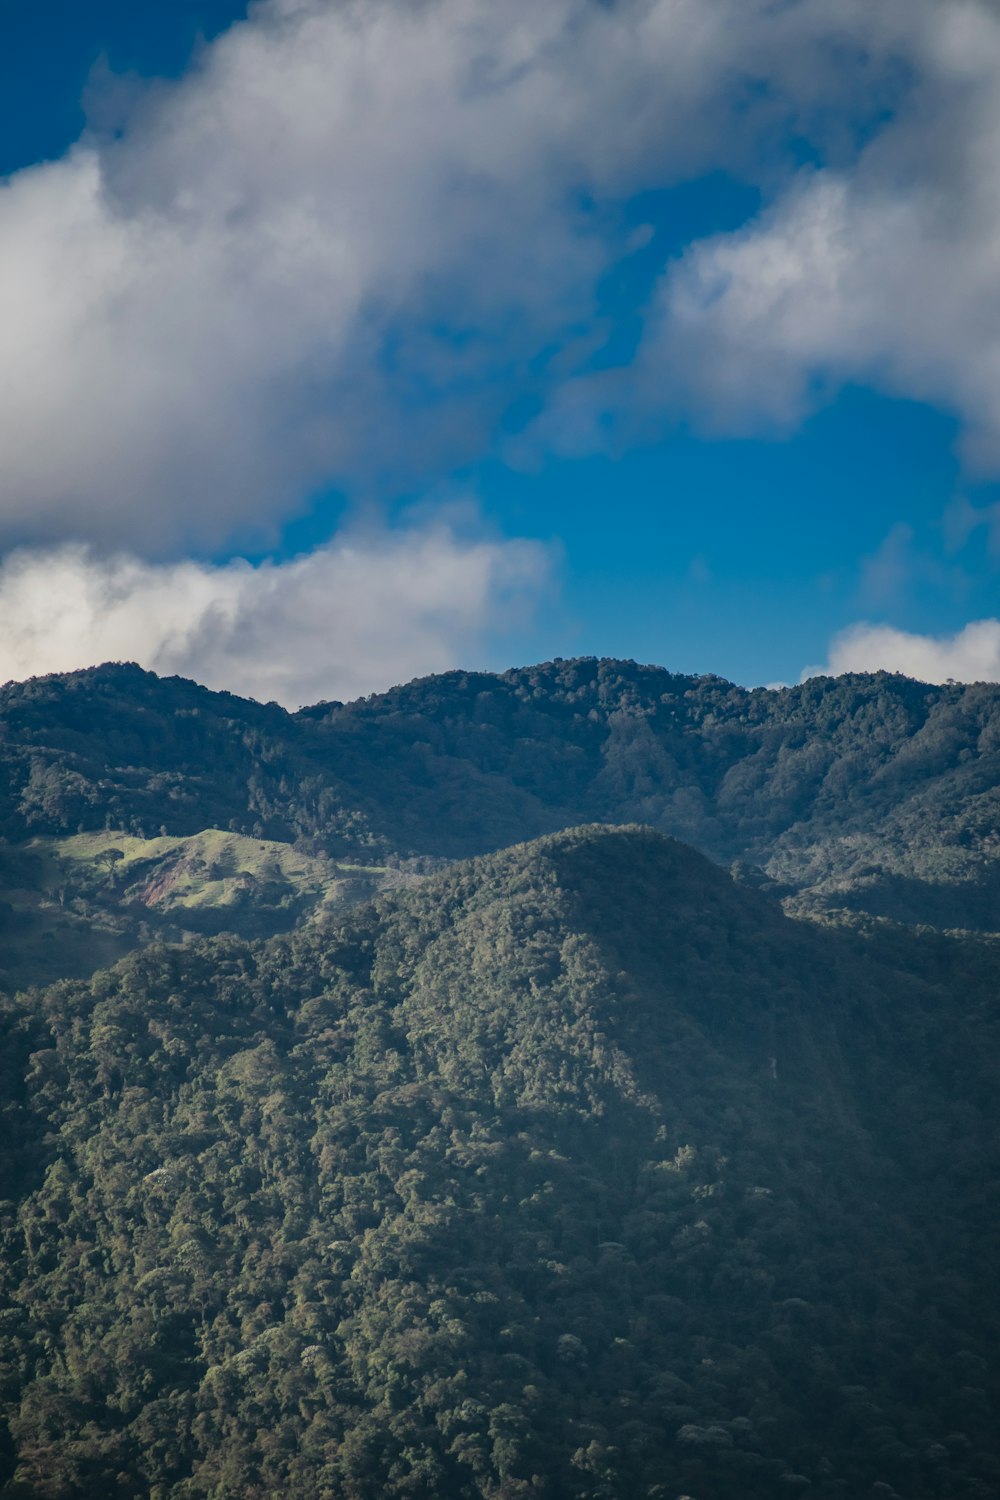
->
6, 657, 1000, 931
300, 659, 1000, 923
0, 827, 410, 991
2, 826, 998, 1498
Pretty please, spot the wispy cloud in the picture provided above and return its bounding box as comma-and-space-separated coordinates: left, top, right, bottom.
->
0, 528, 549, 706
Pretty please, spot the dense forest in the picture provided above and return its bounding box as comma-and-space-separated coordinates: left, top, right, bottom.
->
5, 657, 1000, 937
2, 826, 1000, 1498
3, 661, 1000, 1497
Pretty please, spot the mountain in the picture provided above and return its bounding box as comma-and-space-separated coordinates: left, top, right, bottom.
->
4, 658, 1000, 955
2, 826, 999, 1499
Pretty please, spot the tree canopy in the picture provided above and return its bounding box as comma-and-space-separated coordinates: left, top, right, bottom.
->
4, 658, 1000, 929
2, 826, 998, 1498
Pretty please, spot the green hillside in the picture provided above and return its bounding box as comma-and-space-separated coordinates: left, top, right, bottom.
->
5, 658, 1000, 933
2, 827, 998, 1498
0, 828, 406, 991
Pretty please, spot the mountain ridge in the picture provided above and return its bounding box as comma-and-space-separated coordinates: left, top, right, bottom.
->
3, 656, 1000, 940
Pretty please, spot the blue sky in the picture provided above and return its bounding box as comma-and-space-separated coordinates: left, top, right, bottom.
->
2, 0, 1000, 704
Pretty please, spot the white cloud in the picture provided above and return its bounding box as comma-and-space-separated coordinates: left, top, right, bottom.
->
0, 0, 941, 551
5, 0, 1000, 701
0, 526, 549, 707
806, 619, 1000, 684
643, 1, 1000, 462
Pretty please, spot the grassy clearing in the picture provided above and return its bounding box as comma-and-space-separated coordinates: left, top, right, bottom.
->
0, 828, 416, 989
51, 828, 333, 911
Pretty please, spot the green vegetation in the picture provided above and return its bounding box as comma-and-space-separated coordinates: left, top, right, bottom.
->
0, 828, 406, 991
2, 826, 999, 1498
3, 661, 1000, 1493
51, 827, 384, 930
5, 657, 1000, 934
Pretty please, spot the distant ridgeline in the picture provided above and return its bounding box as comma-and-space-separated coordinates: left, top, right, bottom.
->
2, 827, 999, 1498
2, 657, 1000, 949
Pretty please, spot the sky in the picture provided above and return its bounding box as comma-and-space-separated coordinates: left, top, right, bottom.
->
4, 0, 1000, 704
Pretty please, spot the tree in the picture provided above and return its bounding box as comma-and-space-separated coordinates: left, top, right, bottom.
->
96, 848, 125, 879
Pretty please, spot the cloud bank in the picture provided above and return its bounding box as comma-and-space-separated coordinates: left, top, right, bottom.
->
0, 528, 548, 707
5, 0, 1000, 693
807, 620, 1000, 685
0, 0, 951, 552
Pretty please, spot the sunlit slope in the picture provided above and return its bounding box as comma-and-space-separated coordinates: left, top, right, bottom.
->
50, 827, 393, 926
0, 828, 406, 989
2, 826, 998, 1498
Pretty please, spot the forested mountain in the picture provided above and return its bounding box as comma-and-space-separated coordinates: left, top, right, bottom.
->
4, 659, 1000, 1496
5, 656, 1000, 948
1, 825, 998, 1498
